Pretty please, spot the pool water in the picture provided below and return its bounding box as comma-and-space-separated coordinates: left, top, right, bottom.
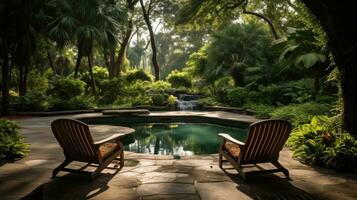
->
118, 123, 248, 156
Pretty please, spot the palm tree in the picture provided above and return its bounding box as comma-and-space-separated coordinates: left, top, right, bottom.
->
48, 0, 124, 98
273, 28, 328, 96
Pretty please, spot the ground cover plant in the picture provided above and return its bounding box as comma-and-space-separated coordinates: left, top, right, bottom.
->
0, 119, 28, 161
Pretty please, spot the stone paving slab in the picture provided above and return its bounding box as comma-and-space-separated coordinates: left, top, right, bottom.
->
137, 183, 196, 196
195, 181, 251, 200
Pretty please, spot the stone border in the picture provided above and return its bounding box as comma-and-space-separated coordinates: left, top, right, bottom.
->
202, 105, 256, 115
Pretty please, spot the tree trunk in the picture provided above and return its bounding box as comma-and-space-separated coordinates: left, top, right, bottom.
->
115, 26, 132, 77
103, 48, 110, 70
140, 0, 160, 81
46, 46, 55, 74
87, 52, 97, 99
301, 0, 357, 136
108, 46, 115, 79
242, 6, 279, 39
74, 43, 83, 78
1, 45, 10, 117
18, 65, 28, 96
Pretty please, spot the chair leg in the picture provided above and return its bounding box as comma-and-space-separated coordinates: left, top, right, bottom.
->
91, 163, 107, 180
52, 159, 71, 178
272, 161, 289, 179
119, 149, 124, 168
219, 152, 223, 168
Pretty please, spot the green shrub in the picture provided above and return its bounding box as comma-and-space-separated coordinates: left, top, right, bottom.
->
149, 80, 172, 91
126, 69, 152, 82
281, 79, 314, 104
114, 94, 152, 107
287, 116, 357, 171
81, 66, 109, 86
27, 69, 51, 94
48, 76, 86, 99
197, 97, 219, 106
0, 119, 28, 160
152, 94, 166, 106
227, 87, 249, 107
210, 77, 235, 103
10, 91, 48, 111
243, 104, 275, 119
167, 95, 177, 105
270, 102, 331, 126
250, 84, 289, 105
48, 96, 93, 111
97, 78, 126, 105
166, 70, 192, 88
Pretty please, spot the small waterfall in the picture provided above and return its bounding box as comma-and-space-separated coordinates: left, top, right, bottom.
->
175, 94, 200, 110
176, 99, 197, 110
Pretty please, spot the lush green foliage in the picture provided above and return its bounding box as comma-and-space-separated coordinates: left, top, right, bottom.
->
48, 96, 93, 111
167, 95, 177, 105
10, 92, 48, 112
270, 102, 331, 126
288, 116, 357, 171
166, 70, 192, 88
97, 78, 126, 105
48, 77, 86, 99
126, 69, 153, 83
0, 119, 28, 160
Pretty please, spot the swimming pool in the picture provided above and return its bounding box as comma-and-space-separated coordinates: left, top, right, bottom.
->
121, 123, 247, 156
81, 116, 249, 156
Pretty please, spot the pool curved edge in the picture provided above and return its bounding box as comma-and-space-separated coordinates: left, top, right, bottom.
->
76, 111, 257, 129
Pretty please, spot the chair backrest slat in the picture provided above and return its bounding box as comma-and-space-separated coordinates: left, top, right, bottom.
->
51, 119, 97, 162
242, 120, 292, 163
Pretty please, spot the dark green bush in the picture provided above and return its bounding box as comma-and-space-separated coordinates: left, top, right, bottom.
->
10, 91, 48, 111
166, 70, 192, 88
281, 78, 314, 104
243, 104, 275, 119
227, 87, 249, 107
81, 66, 109, 85
270, 102, 331, 126
48, 96, 93, 111
126, 69, 152, 83
152, 94, 166, 106
210, 77, 235, 103
287, 116, 357, 171
0, 119, 28, 160
48, 76, 86, 99
97, 78, 126, 105
249, 84, 289, 105
197, 97, 219, 106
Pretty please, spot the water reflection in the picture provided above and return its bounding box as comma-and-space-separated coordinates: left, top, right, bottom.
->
121, 123, 248, 156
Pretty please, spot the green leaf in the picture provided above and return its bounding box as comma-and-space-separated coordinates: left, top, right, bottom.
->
295, 53, 326, 68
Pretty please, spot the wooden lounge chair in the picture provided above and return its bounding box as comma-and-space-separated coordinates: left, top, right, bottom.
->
51, 119, 125, 179
218, 119, 292, 180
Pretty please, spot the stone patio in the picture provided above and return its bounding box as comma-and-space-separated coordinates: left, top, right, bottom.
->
1, 111, 357, 200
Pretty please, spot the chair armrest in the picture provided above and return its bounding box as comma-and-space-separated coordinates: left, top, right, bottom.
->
218, 133, 245, 146
94, 133, 126, 146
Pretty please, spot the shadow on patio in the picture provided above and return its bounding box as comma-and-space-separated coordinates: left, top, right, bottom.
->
22, 170, 121, 199
224, 170, 318, 200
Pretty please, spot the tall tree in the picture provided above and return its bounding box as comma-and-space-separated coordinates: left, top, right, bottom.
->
139, 0, 160, 81
0, 0, 44, 115
113, 0, 138, 78
301, 0, 357, 136
49, 0, 123, 98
